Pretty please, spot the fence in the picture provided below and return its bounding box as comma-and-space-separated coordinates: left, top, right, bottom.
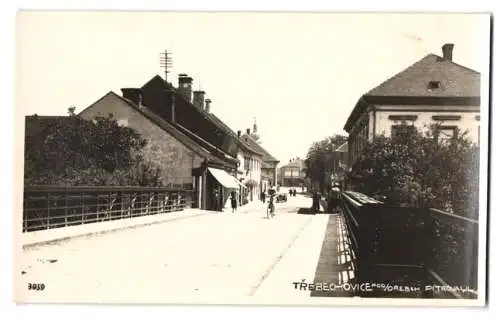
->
340, 191, 479, 299
23, 186, 193, 233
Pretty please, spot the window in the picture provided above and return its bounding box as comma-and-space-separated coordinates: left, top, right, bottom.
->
432, 115, 461, 121
428, 81, 441, 90
437, 125, 458, 140
391, 125, 416, 139
388, 115, 418, 121
244, 157, 250, 171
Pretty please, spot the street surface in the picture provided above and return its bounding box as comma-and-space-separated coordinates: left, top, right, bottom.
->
17, 195, 352, 304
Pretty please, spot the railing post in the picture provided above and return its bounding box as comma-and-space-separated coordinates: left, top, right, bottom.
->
96, 193, 100, 222
46, 192, 50, 230
64, 190, 68, 227
81, 192, 84, 225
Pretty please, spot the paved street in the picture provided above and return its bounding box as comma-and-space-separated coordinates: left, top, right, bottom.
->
17, 195, 351, 304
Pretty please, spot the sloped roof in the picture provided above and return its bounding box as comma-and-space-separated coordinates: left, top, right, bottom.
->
208, 114, 263, 156
281, 159, 304, 169
81, 91, 230, 167
366, 54, 480, 98
243, 136, 279, 163
261, 162, 274, 169
142, 75, 244, 151
344, 53, 481, 132
240, 134, 265, 156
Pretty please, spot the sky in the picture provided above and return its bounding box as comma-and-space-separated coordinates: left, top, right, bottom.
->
15, 12, 490, 165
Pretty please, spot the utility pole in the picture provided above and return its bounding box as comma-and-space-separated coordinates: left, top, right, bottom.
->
160, 50, 173, 82
160, 50, 176, 123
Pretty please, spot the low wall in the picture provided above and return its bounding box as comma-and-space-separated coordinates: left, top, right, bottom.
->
22, 208, 215, 248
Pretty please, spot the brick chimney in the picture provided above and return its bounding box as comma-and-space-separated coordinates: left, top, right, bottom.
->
192, 91, 205, 109
178, 74, 193, 103
237, 130, 241, 137
121, 88, 143, 107
246, 128, 251, 135
205, 98, 212, 113
442, 43, 454, 61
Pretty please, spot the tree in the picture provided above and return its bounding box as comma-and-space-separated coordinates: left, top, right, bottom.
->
24, 109, 164, 187
347, 123, 479, 218
304, 134, 348, 193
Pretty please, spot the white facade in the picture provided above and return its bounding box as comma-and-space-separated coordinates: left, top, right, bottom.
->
237, 149, 262, 202
373, 105, 480, 142
348, 104, 480, 166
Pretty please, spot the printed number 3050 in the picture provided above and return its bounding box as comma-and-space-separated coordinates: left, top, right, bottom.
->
28, 283, 45, 291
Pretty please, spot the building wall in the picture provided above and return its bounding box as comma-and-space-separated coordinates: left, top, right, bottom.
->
237, 149, 263, 202
261, 166, 275, 191
249, 154, 262, 200
347, 104, 480, 167
236, 150, 245, 176
374, 108, 480, 143
280, 164, 306, 187
79, 93, 205, 186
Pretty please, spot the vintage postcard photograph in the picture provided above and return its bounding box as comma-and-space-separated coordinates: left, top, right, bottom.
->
13, 11, 490, 306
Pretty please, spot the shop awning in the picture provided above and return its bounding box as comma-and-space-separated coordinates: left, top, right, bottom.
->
234, 178, 247, 188
208, 168, 239, 189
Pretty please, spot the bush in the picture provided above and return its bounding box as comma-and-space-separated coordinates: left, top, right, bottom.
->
347, 123, 479, 219
24, 111, 164, 187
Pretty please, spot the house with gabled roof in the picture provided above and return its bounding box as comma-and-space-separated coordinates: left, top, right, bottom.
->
279, 157, 306, 188
240, 128, 280, 191
344, 43, 481, 167
78, 90, 241, 211
139, 74, 241, 159
196, 99, 265, 205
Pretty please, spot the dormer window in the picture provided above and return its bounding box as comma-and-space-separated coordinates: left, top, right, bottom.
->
428, 81, 441, 90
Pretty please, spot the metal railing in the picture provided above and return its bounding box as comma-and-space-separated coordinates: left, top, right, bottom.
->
425, 208, 479, 298
340, 191, 479, 299
23, 186, 193, 233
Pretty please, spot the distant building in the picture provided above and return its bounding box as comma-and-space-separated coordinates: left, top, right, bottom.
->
236, 129, 263, 202
279, 158, 306, 187
344, 43, 481, 167
243, 131, 280, 191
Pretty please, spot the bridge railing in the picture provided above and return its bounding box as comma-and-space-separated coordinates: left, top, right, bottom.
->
23, 185, 194, 233
340, 191, 479, 299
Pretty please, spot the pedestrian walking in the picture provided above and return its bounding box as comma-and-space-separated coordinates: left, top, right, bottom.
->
293, 188, 297, 197
328, 183, 341, 213
260, 190, 266, 203
230, 191, 237, 213
312, 192, 321, 212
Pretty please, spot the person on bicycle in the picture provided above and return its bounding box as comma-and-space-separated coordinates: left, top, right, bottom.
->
267, 187, 276, 218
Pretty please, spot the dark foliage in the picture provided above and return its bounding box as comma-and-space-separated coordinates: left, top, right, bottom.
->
24, 110, 164, 186
347, 123, 479, 218
304, 134, 348, 193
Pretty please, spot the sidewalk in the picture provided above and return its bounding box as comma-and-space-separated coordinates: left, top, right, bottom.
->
22, 208, 218, 248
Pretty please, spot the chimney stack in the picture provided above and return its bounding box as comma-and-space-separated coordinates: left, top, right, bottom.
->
442, 43, 454, 61
192, 91, 205, 109
205, 98, 212, 113
246, 128, 251, 135
121, 88, 143, 107
237, 130, 241, 137
178, 74, 193, 103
